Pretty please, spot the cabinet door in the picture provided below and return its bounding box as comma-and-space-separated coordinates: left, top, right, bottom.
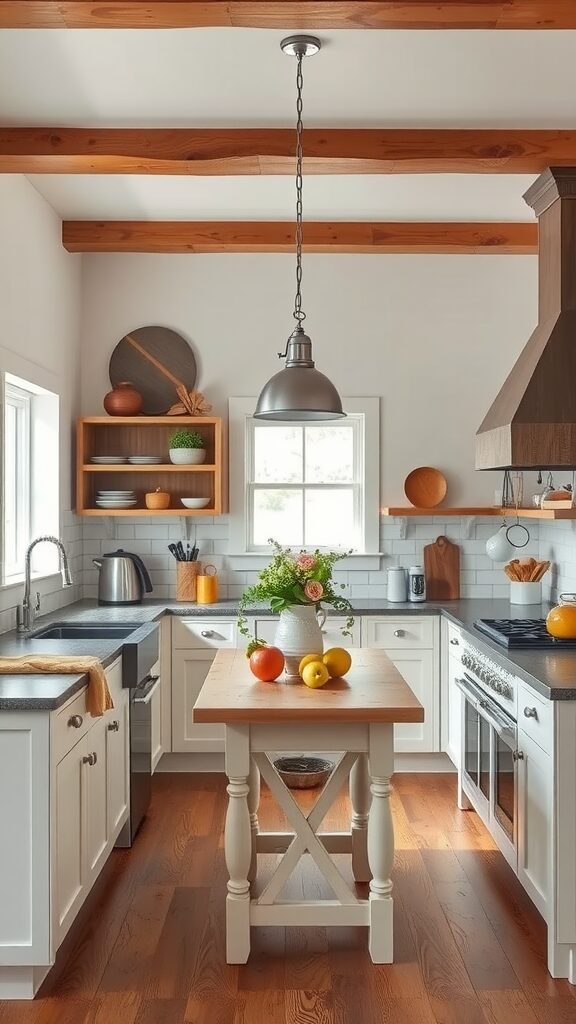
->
84, 717, 109, 886
172, 649, 225, 753
55, 735, 85, 944
387, 649, 439, 753
106, 691, 129, 838
447, 654, 463, 768
517, 729, 551, 921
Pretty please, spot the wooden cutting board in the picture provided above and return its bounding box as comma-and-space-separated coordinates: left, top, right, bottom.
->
424, 535, 460, 600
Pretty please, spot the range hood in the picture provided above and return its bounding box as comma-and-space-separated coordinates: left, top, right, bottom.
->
476, 167, 576, 470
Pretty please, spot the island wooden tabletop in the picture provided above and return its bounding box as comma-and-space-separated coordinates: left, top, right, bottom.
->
192, 648, 425, 724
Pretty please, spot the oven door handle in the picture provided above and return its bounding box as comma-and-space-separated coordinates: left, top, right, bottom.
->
455, 677, 516, 740
133, 676, 161, 705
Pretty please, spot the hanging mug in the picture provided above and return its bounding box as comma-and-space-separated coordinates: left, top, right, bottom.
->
196, 564, 219, 604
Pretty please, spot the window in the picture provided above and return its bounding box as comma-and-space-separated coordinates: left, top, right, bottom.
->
2, 372, 59, 583
229, 397, 380, 562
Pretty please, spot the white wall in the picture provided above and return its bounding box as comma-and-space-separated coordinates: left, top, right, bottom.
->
80, 252, 538, 506
0, 175, 83, 627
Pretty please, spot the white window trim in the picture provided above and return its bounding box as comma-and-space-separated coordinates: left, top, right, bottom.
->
228, 396, 382, 570
3, 382, 31, 581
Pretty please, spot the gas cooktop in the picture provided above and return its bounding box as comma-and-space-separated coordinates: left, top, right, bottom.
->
474, 618, 576, 650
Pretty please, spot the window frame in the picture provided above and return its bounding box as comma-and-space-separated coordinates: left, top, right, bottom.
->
3, 381, 32, 581
228, 396, 381, 569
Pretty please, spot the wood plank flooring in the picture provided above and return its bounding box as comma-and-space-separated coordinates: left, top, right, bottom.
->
1, 771, 575, 1024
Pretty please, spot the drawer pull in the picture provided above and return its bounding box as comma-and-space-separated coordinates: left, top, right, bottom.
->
523, 706, 538, 720
393, 629, 405, 638
201, 629, 214, 638
82, 752, 97, 766
107, 720, 120, 732
513, 750, 525, 762
68, 714, 83, 729
450, 638, 459, 646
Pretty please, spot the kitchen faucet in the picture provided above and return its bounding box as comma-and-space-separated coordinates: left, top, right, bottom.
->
17, 536, 73, 633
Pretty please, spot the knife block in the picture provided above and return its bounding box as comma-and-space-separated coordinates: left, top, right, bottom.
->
176, 561, 201, 602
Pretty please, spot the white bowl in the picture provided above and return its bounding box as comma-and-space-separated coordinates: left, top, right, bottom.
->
180, 497, 211, 509
169, 448, 206, 465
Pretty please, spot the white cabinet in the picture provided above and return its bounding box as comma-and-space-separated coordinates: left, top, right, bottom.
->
171, 618, 237, 754
105, 696, 129, 835
517, 728, 551, 921
363, 616, 440, 753
151, 681, 162, 770
54, 733, 84, 943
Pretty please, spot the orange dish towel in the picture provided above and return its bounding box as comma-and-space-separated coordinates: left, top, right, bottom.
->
0, 655, 114, 717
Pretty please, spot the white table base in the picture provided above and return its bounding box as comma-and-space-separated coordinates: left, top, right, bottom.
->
224, 721, 394, 964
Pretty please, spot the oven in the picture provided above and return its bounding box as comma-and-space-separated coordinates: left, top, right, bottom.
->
456, 673, 518, 870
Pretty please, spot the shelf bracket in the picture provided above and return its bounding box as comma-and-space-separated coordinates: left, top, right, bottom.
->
398, 518, 408, 540
103, 517, 116, 541
462, 517, 476, 540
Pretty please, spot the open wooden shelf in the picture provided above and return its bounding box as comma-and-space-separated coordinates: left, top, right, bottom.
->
76, 416, 226, 516
382, 506, 576, 520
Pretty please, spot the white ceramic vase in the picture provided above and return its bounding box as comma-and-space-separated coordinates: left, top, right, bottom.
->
275, 605, 324, 684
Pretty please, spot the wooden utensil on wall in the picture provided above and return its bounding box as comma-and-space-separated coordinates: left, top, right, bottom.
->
424, 535, 460, 600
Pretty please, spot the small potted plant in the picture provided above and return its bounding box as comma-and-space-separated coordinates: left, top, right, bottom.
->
168, 428, 206, 465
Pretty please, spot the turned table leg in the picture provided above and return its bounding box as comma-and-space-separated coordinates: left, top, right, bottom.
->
350, 753, 372, 882
247, 758, 260, 883
367, 723, 394, 963
224, 725, 251, 964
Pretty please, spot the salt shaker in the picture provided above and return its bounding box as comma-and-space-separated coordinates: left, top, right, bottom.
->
408, 565, 426, 603
387, 567, 407, 603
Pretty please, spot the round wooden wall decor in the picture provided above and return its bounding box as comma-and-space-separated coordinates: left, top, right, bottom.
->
109, 326, 197, 415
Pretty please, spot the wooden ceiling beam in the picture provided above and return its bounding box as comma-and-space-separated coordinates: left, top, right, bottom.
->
0, 2, 572, 30
3, 128, 576, 175
62, 220, 538, 254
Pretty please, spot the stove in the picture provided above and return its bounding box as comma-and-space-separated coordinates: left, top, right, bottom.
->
474, 617, 576, 650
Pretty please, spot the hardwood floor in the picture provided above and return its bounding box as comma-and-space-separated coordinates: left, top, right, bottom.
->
1, 771, 575, 1024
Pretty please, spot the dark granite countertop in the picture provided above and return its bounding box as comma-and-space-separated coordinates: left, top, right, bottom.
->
1, 596, 574, 710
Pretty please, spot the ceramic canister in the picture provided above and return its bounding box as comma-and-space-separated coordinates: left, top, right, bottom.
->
387, 566, 407, 603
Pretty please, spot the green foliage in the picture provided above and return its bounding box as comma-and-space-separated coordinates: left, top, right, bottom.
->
169, 429, 204, 449
238, 539, 354, 642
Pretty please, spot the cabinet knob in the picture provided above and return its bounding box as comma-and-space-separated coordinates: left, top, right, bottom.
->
523, 706, 538, 719
107, 720, 120, 732
82, 752, 97, 766
513, 750, 525, 762
393, 629, 405, 638
201, 630, 214, 638
450, 638, 459, 646
68, 714, 83, 729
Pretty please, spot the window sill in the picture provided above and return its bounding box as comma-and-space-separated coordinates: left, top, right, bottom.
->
228, 553, 384, 571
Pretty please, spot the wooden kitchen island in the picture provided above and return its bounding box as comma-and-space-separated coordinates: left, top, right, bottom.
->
193, 648, 424, 964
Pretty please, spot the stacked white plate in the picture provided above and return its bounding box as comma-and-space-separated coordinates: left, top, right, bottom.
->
96, 489, 137, 509
91, 456, 128, 464
128, 456, 163, 465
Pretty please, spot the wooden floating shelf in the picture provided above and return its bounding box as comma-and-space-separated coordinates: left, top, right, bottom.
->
382, 507, 576, 520
81, 508, 217, 517
84, 464, 217, 472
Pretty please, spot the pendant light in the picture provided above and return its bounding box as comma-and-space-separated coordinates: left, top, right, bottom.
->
254, 35, 345, 421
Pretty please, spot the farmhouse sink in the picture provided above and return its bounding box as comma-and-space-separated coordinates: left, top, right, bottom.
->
31, 622, 143, 640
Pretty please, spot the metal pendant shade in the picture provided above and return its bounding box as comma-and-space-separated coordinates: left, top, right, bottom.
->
254, 36, 345, 422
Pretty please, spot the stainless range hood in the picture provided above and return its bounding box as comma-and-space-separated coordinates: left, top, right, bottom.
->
476, 167, 576, 470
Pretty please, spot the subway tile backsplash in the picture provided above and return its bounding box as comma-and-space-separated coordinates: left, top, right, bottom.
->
79, 515, 540, 603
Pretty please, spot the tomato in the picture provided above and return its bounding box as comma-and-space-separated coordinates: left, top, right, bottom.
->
249, 645, 285, 682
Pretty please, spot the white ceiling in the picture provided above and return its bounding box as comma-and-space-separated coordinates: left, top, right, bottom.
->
1, 29, 576, 127
26, 173, 537, 220
2, 28, 573, 221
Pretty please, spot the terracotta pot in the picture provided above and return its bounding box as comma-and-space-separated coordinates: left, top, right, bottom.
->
103, 381, 143, 416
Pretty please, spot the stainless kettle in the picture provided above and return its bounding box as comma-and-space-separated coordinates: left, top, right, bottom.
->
92, 549, 153, 605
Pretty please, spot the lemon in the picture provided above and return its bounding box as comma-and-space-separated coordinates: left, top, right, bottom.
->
301, 660, 330, 688
299, 652, 323, 676
322, 647, 352, 679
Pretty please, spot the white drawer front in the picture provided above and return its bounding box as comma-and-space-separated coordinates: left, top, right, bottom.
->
364, 616, 435, 650
447, 622, 464, 653
172, 618, 237, 649
517, 681, 552, 754
53, 689, 91, 764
